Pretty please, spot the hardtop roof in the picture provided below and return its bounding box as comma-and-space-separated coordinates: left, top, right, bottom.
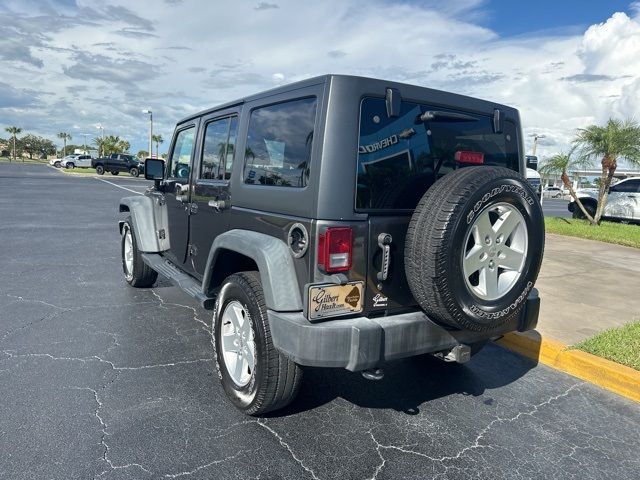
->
176, 74, 517, 125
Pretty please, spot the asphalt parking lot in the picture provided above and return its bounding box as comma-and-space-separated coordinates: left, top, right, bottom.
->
1, 163, 639, 480
542, 198, 572, 218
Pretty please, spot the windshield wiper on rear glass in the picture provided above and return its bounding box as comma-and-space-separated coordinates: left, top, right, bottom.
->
417, 110, 478, 123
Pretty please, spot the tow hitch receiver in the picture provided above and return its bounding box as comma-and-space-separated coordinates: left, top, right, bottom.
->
438, 345, 471, 364
361, 368, 384, 381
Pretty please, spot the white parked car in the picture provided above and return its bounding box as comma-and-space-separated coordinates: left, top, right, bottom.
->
49, 154, 78, 168
569, 178, 640, 222
61, 154, 94, 169
543, 186, 564, 199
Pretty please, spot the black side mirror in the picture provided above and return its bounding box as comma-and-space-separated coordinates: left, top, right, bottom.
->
525, 155, 538, 170
145, 158, 165, 187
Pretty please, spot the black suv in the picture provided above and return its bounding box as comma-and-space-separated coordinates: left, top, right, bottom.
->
118, 75, 544, 415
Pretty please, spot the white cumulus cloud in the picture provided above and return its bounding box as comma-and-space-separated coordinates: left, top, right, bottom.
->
0, 0, 638, 160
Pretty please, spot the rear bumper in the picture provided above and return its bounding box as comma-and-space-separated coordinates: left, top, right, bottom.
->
268, 289, 540, 371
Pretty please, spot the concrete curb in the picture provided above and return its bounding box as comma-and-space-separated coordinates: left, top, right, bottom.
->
496, 331, 640, 403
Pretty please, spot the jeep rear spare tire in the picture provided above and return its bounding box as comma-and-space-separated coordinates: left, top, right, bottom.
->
405, 166, 544, 332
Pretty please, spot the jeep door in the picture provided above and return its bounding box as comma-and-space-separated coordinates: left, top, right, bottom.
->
188, 109, 240, 276
163, 122, 198, 265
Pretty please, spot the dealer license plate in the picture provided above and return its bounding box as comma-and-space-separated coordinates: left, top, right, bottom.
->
307, 281, 364, 320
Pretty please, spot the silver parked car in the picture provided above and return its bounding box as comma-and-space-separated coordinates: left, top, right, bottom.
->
62, 154, 94, 169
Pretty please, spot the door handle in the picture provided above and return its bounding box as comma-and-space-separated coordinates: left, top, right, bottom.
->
376, 233, 392, 282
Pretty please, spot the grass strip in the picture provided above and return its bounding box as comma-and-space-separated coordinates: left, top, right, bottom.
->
545, 216, 640, 249
573, 320, 640, 371
60, 167, 98, 175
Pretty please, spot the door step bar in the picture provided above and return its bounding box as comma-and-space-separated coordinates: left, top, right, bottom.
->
141, 253, 216, 309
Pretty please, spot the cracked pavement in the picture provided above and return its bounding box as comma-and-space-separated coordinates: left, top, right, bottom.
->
1, 164, 639, 479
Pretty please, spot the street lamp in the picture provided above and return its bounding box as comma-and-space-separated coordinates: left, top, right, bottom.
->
529, 133, 546, 156
80, 133, 91, 154
96, 124, 104, 156
142, 109, 153, 158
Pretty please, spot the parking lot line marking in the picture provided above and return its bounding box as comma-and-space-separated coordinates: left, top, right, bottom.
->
96, 177, 144, 195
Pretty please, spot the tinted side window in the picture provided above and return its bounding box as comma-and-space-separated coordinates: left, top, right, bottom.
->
243, 97, 316, 188
168, 127, 195, 179
200, 116, 238, 180
356, 97, 519, 210
611, 179, 640, 193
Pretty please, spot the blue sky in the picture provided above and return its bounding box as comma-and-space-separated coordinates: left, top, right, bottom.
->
1, 0, 639, 158
483, 0, 636, 36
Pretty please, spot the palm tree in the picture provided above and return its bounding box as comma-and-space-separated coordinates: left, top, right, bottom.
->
93, 137, 105, 157
152, 134, 163, 158
573, 118, 640, 224
5, 126, 22, 162
539, 150, 594, 223
57, 132, 72, 157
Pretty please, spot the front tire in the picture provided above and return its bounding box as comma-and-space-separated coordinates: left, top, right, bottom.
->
121, 217, 157, 288
95, 165, 105, 175
66, 163, 75, 169
129, 167, 139, 177
213, 272, 302, 415
54, 161, 61, 168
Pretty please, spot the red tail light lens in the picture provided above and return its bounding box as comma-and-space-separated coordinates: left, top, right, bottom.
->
455, 150, 484, 165
318, 227, 353, 273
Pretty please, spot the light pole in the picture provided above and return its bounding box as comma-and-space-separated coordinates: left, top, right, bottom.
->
96, 124, 104, 156
529, 133, 546, 156
80, 133, 91, 154
142, 109, 153, 158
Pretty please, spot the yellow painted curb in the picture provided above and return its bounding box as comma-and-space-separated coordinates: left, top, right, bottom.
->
495, 331, 640, 403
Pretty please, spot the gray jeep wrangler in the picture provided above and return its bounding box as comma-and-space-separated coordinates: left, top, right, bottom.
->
119, 75, 544, 415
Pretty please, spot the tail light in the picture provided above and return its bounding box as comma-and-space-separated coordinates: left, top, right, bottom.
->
455, 150, 484, 165
318, 227, 353, 273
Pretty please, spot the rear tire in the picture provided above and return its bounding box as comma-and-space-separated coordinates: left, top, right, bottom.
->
95, 165, 105, 175
213, 272, 302, 415
121, 217, 157, 288
572, 202, 596, 219
405, 167, 544, 332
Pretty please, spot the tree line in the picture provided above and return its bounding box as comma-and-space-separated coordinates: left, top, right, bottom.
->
2, 126, 164, 161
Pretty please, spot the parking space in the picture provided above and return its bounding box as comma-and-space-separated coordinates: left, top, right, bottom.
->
1, 164, 639, 480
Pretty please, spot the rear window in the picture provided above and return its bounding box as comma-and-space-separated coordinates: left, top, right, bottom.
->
357, 97, 519, 211
243, 97, 316, 188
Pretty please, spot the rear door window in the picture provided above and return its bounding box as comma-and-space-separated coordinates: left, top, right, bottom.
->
243, 97, 316, 188
357, 97, 519, 210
